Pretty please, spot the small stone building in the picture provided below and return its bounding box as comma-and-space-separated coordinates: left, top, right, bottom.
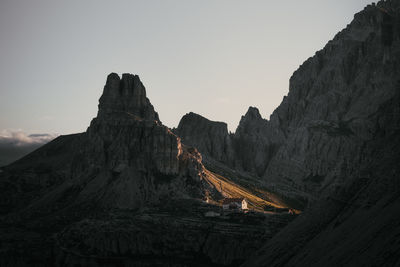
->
222, 198, 248, 211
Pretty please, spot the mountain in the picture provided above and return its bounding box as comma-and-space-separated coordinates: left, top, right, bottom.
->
175, 0, 400, 209
1, 0, 400, 266
0, 73, 290, 266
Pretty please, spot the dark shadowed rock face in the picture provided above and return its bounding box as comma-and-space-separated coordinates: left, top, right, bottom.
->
174, 112, 234, 164
233, 107, 283, 176
243, 1, 400, 266
261, 0, 400, 203
245, 78, 400, 267
52, 203, 293, 267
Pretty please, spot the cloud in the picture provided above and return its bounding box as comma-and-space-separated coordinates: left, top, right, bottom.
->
0, 130, 58, 147
0, 130, 58, 167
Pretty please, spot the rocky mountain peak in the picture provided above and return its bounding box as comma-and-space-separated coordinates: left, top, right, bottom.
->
97, 72, 160, 122
177, 112, 228, 133
174, 112, 232, 163
236, 106, 267, 135
244, 106, 262, 120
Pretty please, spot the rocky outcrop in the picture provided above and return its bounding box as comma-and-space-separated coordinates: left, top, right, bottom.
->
53, 205, 293, 267
174, 112, 234, 164
97, 73, 159, 122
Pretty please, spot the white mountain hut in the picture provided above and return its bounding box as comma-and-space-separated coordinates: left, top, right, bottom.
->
222, 198, 248, 211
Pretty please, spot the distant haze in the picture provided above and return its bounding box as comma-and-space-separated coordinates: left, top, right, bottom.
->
0, 0, 374, 135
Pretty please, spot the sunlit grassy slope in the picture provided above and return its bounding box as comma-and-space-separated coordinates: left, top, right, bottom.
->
203, 169, 296, 212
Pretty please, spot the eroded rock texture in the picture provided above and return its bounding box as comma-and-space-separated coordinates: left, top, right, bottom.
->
98, 73, 159, 122
243, 1, 400, 266
233, 107, 283, 177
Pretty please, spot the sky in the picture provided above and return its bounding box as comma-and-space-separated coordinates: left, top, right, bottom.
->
0, 0, 374, 136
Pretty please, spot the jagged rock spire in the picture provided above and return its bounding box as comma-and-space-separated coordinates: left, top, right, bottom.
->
97, 73, 160, 122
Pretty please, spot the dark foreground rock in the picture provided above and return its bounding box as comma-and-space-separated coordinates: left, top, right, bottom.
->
0, 200, 294, 267
54, 208, 292, 267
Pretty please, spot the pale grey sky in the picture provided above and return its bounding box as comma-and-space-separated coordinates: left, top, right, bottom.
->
0, 0, 374, 134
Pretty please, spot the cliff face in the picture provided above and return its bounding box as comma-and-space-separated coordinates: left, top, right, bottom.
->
261, 0, 400, 202
97, 73, 159, 122
243, 1, 400, 266
245, 72, 400, 267
233, 107, 283, 176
